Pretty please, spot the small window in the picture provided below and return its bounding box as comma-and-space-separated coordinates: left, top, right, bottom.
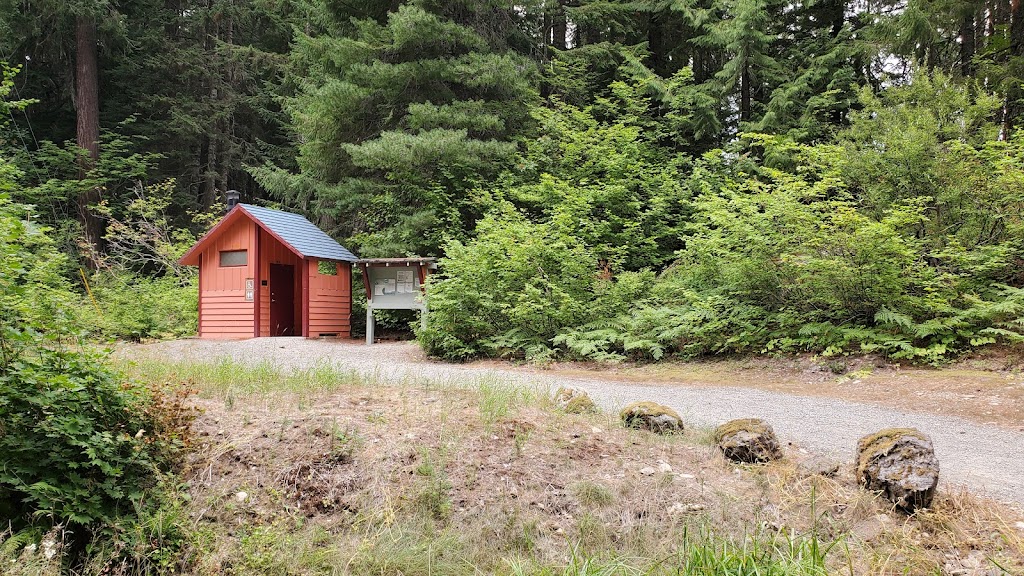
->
317, 260, 338, 275
219, 250, 248, 267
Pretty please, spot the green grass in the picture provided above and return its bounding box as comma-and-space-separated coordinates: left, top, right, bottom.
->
1, 517, 847, 576
412, 447, 454, 521
478, 377, 541, 427
123, 357, 550, 411
123, 357, 368, 399
571, 481, 615, 507
78, 354, 1019, 576
501, 526, 839, 575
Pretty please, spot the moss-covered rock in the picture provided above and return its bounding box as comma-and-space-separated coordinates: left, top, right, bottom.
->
619, 401, 683, 434
714, 418, 782, 463
554, 387, 597, 414
856, 428, 939, 513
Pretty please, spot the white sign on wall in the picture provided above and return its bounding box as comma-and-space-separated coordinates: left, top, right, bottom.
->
396, 270, 415, 293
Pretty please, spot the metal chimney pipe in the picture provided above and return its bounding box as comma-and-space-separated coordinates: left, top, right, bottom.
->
225, 190, 240, 212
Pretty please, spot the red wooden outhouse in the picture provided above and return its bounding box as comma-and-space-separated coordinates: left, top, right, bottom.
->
179, 204, 358, 339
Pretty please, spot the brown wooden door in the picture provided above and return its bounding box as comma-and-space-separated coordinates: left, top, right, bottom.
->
270, 264, 295, 336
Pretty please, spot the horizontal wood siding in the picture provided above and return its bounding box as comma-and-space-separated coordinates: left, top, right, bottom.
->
199, 218, 255, 338
307, 259, 352, 338
194, 219, 351, 339
257, 228, 303, 337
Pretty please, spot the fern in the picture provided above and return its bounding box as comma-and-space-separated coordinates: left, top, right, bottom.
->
0, 527, 42, 558
978, 327, 1024, 342
874, 307, 914, 330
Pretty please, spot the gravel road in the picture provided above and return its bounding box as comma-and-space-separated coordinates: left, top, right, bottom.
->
133, 338, 1024, 508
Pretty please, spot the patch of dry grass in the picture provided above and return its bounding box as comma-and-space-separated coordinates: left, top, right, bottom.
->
8, 358, 1022, 575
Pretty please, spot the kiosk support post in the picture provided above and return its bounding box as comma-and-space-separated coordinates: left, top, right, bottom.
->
366, 305, 375, 345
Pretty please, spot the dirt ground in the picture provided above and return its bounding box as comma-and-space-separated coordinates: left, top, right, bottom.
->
176, 377, 1024, 575
126, 339, 1024, 507
126, 338, 1024, 429
106, 339, 1024, 573
476, 353, 1024, 431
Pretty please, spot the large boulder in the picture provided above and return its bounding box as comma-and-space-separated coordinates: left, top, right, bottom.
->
554, 387, 597, 414
715, 418, 783, 463
856, 428, 939, 513
619, 402, 683, 433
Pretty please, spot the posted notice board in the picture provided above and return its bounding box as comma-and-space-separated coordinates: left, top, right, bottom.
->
367, 266, 423, 309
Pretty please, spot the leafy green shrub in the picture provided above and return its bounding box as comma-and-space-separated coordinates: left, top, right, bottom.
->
423, 74, 1024, 364
81, 272, 197, 341
501, 94, 693, 271
0, 193, 78, 332
0, 183, 195, 569
0, 343, 194, 528
420, 215, 597, 360
557, 134, 1024, 363
66, 179, 206, 341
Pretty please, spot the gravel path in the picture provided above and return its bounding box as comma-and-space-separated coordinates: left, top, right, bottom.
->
134, 338, 1024, 508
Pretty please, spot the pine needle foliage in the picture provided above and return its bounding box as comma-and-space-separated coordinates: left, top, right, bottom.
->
256, 2, 538, 257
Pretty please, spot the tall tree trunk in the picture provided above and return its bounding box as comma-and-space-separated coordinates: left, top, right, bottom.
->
648, 12, 664, 75
1005, 0, 1024, 137
202, 129, 219, 208
1012, 0, 1024, 62
542, 8, 550, 61
221, 7, 234, 197
961, 12, 975, 77
197, 135, 211, 207
740, 64, 751, 123
828, 0, 845, 37
200, 0, 219, 209
986, 0, 996, 38
76, 14, 102, 266
551, 0, 567, 50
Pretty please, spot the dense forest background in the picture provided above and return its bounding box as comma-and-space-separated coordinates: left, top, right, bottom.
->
5, 0, 1024, 360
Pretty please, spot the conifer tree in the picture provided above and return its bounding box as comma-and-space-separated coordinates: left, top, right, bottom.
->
704, 0, 782, 127
256, 2, 538, 256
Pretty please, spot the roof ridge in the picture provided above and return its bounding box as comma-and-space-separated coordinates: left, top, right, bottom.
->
239, 204, 359, 263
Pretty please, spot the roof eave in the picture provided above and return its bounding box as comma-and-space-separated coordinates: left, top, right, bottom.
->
179, 204, 357, 266
310, 256, 360, 264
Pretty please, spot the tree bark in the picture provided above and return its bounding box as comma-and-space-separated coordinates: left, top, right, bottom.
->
1005, 0, 1024, 137
740, 64, 751, 122
551, 0, 567, 50
542, 8, 550, 60
828, 0, 845, 37
648, 11, 664, 75
200, 0, 219, 209
202, 129, 219, 209
960, 12, 975, 77
76, 14, 102, 266
1012, 0, 1024, 59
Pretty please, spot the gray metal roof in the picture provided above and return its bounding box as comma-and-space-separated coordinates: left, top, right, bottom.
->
239, 204, 359, 262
